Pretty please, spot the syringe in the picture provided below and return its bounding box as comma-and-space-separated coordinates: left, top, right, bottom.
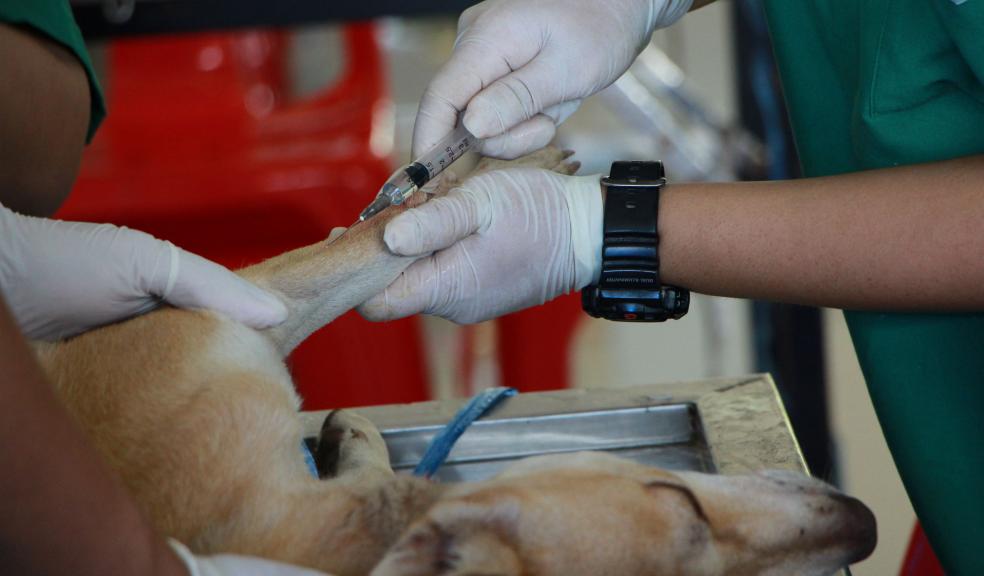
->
359, 124, 478, 222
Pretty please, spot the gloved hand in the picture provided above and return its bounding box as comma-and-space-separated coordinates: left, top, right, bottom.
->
0, 205, 287, 341
413, 0, 693, 159
359, 169, 603, 324
168, 539, 327, 576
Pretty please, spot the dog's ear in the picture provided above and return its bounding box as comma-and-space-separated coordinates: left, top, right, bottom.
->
643, 477, 709, 524
371, 501, 522, 576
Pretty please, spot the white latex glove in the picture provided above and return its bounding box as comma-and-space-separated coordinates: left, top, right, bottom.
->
0, 205, 287, 341
168, 539, 327, 576
359, 169, 603, 324
413, 0, 693, 159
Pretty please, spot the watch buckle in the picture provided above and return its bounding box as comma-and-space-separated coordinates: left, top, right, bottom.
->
601, 176, 667, 188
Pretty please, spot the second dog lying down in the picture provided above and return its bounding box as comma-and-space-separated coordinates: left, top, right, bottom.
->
34, 148, 876, 575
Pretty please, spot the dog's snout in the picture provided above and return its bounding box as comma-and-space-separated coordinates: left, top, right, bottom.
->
828, 492, 878, 563
757, 469, 828, 492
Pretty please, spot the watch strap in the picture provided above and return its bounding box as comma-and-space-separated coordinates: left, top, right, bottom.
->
582, 161, 688, 322
600, 161, 665, 290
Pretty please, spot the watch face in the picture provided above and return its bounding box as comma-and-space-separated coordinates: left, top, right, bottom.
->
581, 286, 689, 322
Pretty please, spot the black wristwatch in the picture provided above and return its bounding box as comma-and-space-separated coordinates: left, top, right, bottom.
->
581, 161, 690, 322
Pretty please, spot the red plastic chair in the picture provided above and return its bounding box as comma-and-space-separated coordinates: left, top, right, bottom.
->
59, 24, 428, 410
900, 523, 945, 576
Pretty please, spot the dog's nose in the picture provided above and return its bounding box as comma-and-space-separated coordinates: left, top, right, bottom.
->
828, 493, 878, 563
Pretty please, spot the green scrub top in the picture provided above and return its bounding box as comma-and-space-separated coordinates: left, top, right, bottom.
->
762, 1, 984, 573
0, 0, 106, 141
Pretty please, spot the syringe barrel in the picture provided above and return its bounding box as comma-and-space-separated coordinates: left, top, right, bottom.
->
380, 168, 417, 206
379, 124, 476, 210
416, 124, 477, 181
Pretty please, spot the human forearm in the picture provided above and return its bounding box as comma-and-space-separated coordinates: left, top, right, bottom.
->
0, 23, 89, 216
368, 154, 984, 324
0, 298, 186, 576
659, 155, 984, 310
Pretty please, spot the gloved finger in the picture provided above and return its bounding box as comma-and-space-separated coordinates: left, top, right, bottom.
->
411, 36, 523, 156
382, 182, 492, 257
205, 555, 330, 576
475, 114, 556, 160
478, 98, 581, 160
462, 53, 571, 141
454, 1, 494, 36
543, 98, 583, 125
357, 257, 444, 322
169, 539, 328, 576
476, 99, 583, 158
161, 246, 288, 329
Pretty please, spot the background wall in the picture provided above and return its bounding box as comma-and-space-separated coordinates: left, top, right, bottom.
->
825, 310, 915, 576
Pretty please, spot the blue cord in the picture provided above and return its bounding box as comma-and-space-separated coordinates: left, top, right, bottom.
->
301, 441, 319, 478
413, 387, 517, 478
302, 387, 517, 480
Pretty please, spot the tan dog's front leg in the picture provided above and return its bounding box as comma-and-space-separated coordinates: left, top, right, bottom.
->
472, 147, 580, 176
239, 146, 579, 357
212, 409, 441, 576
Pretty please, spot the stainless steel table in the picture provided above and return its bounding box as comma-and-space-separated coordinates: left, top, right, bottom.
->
301, 374, 850, 575
302, 374, 807, 480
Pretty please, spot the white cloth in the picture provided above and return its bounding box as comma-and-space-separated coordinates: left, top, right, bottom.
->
0, 205, 287, 340
412, 0, 693, 159
359, 169, 604, 324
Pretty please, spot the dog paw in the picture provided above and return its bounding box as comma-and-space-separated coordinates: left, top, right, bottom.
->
474, 146, 580, 177
316, 410, 391, 479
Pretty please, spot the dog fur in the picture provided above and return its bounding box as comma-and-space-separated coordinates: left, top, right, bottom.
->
33, 148, 875, 575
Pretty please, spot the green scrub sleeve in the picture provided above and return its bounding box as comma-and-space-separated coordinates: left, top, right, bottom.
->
0, 1, 106, 142
931, 0, 984, 85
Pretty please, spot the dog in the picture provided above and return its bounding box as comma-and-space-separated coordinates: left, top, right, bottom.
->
34, 148, 876, 575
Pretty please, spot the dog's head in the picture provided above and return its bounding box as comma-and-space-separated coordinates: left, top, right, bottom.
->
372, 452, 876, 576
